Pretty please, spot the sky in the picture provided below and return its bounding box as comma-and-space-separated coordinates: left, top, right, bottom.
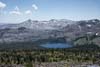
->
0, 0, 100, 23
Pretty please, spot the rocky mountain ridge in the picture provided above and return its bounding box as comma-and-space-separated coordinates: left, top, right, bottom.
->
0, 19, 100, 43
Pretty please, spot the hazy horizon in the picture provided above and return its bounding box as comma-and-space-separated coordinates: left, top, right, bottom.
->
0, 0, 100, 23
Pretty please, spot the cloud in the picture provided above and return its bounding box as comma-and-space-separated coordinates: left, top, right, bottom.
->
9, 4, 38, 16
9, 6, 22, 15
14, 6, 20, 11
0, 1, 6, 9
32, 4, 38, 10
10, 11, 21, 15
25, 10, 32, 14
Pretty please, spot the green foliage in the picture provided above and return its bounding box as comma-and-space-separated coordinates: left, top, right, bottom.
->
25, 62, 33, 67
0, 44, 100, 65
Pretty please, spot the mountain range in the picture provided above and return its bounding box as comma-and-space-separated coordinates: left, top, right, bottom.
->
0, 19, 100, 44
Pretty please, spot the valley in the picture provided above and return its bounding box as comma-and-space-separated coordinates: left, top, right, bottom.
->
0, 19, 100, 49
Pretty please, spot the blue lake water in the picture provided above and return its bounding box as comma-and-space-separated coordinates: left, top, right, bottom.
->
41, 43, 72, 48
